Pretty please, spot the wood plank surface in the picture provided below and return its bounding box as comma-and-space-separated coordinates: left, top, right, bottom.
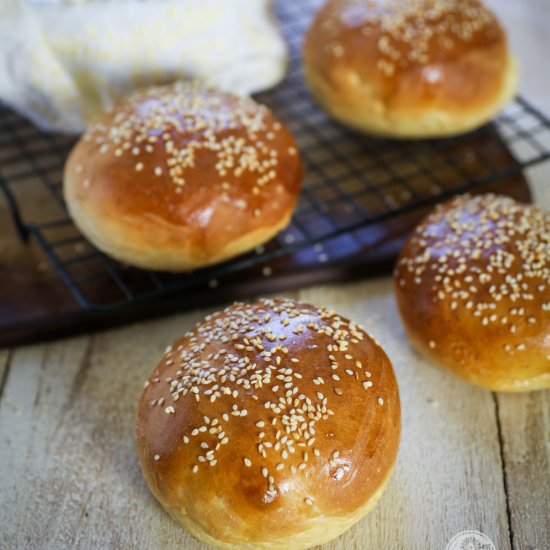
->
298, 283, 512, 550
496, 391, 550, 550
0, 350, 10, 401
0, 282, 517, 550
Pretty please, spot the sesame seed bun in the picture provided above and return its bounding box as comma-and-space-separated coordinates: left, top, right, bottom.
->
136, 298, 400, 548
303, 0, 518, 138
63, 82, 302, 272
394, 194, 550, 392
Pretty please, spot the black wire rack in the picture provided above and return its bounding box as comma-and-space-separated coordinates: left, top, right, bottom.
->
1, 0, 550, 313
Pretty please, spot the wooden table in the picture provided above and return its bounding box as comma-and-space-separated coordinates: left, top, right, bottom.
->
1, 1, 549, 548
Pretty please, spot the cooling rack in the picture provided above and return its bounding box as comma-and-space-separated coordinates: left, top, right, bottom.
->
1, 0, 550, 314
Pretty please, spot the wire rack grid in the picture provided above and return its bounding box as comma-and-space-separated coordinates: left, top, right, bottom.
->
1, 0, 550, 312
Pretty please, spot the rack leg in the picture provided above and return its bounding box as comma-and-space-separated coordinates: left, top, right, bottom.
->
0, 179, 29, 242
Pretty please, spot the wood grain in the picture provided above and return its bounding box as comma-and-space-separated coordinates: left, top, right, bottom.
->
298, 283, 512, 550
0, 350, 10, 401
496, 391, 550, 550
0, 282, 519, 550
0, 321, 201, 549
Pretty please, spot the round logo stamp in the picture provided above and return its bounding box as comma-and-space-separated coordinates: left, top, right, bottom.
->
446, 530, 496, 550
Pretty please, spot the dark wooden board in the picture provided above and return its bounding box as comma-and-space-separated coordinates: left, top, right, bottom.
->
0, 166, 531, 347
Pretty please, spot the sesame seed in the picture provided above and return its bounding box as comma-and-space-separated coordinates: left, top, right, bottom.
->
84, 82, 295, 196
396, 194, 549, 366
145, 299, 390, 475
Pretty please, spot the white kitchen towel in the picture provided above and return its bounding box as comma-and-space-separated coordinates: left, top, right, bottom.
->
0, 0, 288, 133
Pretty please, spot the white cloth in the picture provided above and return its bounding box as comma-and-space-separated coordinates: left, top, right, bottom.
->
0, 0, 287, 133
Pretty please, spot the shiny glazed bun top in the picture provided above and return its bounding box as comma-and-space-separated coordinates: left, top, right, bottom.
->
395, 194, 550, 391
303, 0, 517, 137
64, 81, 302, 271
136, 299, 400, 549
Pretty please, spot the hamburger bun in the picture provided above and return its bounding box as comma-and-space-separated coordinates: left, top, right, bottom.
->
64, 82, 302, 271
136, 298, 401, 548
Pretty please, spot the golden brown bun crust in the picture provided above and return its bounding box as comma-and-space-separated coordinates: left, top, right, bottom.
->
303, 0, 518, 138
136, 299, 400, 548
394, 194, 550, 392
64, 82, 302, 271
